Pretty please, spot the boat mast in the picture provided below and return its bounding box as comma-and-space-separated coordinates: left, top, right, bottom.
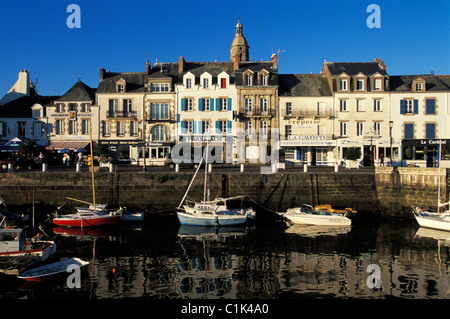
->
203, 138, 209, 203
89, 120, 96, 211
177, 154, 205, 210
438, 140, 442, 213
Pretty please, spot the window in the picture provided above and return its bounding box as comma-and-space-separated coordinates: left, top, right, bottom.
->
218, 121, 228, 133
82, 120, 89, 135
259, 121, 268, 136
401, 99, 418, 114
81, 103, 90, 112
56, 120, 64, 134
259, 98, 268, 115
116, 121, 124, 136
32, 109, 41, 118
109, 99, 118, 117
33, 122, 42, 137
220, 78, 227, 88
203, 78, 209, 89
245, 75, 252, 86
416, 82, 423, 91
69, 121, 76, 135
357, 79, 364, 91
102, 121, 110, 136
373, 99, 381, 112
0, 122, 6, 137
260, 75, 267, 86
340, 122, 347, 137
356, 99, 365, 112
69, 103, 77, 112
151, 83, 170, 92
356, 122, 364, 136
182, 121, 193, 134
374, 122, 381, 135
186, 78, 192, 89
123, 99, 132, 116
340, 79, 348, 91
317, 102, 325, 115
151, 103, 169, 120
426, 99, 436, 115
426, 123, 436, 139
17, 122, 25, 138
245, 120, 254, 136
316, 147, 328, 162
130, 121, 138, 136
151, 125, 169, 141
317, 125, 325, 135
374, 78, 382, 91
339, 99, 347, 112
200, 121, 210, 134
286, 102, 292, 115
245, 98, 253, 114
56, 103, 64, 113
404, 123, 414, 139
219, 98, 227, 111
204, 99, 210, 111
117, 84, 124, 93
285, 125, 292, 137
181, 98, 194, 111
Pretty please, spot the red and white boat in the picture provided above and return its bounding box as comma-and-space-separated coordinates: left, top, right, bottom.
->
18, 257, 90, 282
53, 205, 123, 227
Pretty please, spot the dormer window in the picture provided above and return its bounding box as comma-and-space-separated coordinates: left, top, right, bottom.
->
116, 79, 126, 93
31, 104, 43, 119
374, 78, 382, 91
412, 77, 426, 92
218, 71, 230, 89
357, 79, 365, 91
259, 70, 269, 86
203, 78, 209, 88
245, 75, 252, 86
340, 79, 348, 91
416, 82, 423, 91
186, 78, 192, 89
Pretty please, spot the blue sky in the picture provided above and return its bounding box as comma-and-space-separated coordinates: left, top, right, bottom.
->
0, 0, 449, 96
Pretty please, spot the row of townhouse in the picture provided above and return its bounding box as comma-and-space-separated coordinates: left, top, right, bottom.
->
1, 21, 449, 168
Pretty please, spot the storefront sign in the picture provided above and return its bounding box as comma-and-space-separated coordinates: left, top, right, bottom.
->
403, 139, 450, 147
280, 135, 336, 146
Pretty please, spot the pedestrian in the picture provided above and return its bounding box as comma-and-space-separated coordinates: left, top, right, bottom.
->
380, 153, 384, 167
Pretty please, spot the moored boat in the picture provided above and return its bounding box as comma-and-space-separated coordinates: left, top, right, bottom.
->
52, 208, 122, 227
18, 257, 90, 282
278, 204, 352, 226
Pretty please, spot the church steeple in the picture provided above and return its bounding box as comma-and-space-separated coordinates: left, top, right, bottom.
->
230, 20, 249, 62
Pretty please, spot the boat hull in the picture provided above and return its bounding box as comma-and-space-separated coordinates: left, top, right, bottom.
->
414, 214, 450, 232
53, 215, 121, 227
18, 258, 90, 282
280, 212, 352, 226
177, 211, 248, 226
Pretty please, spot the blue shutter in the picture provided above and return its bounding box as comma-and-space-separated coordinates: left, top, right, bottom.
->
414, 99, 419, 114
400, 100, 406, 114
216, 98, 220, 111
227, 98, 232, 111
181, 98, 186, 111
227, 120, 232, 133
181, 121, 186, 134
404, 123, 414, 139
426, 99, 435, 114
198, 98, 204, 111
210, 98, 214, 110
426, 123, 435, 139
193, 121, 197, 134
215, 121, 220, 133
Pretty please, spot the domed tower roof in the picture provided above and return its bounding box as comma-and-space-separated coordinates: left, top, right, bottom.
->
230, 20, 249, 62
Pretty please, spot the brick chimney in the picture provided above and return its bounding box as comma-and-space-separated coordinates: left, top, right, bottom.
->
100, 67, 105, 80
233, 54, 239, 71
178, 56, 185, 74
271, 54, 278, 69
374, 57, 386, 70
146, 61, 151, 75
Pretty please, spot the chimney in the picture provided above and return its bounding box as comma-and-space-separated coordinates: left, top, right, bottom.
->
178, 56, 185, 74
146, 61, 151, 75
374, 57, 386, 70
100, 67, 105, 80
233, 54, 239, 71
271, 54, 278, 69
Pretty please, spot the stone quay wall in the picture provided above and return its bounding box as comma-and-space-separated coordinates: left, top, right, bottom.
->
0, 167, 447, 218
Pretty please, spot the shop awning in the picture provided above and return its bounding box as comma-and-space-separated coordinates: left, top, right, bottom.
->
46, 141, 91, 150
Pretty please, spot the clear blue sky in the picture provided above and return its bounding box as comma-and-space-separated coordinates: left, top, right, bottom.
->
0, 0, 449, 96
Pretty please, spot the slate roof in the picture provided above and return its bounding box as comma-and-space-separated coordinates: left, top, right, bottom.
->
97, 72, 147, 93
324, 62, 388, 76
56, 80, 96, 102
279, 74, 332, 97
234, 61, 278, 86
390, 74, 450, 92
0, 95, 58, 118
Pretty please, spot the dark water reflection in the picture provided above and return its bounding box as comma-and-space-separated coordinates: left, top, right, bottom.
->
4, 215, 450, 299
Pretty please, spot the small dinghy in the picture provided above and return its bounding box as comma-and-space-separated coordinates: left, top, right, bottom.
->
18, 257, 90, 282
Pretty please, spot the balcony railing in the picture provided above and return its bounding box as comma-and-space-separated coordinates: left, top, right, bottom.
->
144, 111, 174, 122
107, 110, 137, 118
240, 109, 275, 117
281, 109, 334, 118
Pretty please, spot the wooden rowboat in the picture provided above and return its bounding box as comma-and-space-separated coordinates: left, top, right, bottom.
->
18, 257, 90, 282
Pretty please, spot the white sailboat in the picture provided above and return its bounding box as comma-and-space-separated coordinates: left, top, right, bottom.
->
413, 141, 450, 231
177, 143, 255, 227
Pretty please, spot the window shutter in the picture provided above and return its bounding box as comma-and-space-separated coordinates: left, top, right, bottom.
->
227, 98, 232, 111
193, 121, 197, 134
296, 148, 301, 161
215, 121, 220, 133
216, 98, 220, 111
400, 100, 406, 114
227, 120, 232, 133
210, 98, 214, 110
405, 123, 414, 139
181, 121, 186, 134
181, 98, 186, 111
426, 99, 435, 114
414, 100, 419, 114
426, 123, 435, 139
198, 98, 204, 111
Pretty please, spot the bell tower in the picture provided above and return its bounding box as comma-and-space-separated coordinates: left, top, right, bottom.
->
230, 20, 249, 62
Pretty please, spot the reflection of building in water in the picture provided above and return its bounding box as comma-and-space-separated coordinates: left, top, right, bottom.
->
90, 239, 450, 299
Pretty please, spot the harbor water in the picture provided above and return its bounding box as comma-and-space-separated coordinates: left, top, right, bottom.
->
1, 211, 449, 300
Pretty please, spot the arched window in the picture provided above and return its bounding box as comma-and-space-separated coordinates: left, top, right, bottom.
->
151, 125, 169, 142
